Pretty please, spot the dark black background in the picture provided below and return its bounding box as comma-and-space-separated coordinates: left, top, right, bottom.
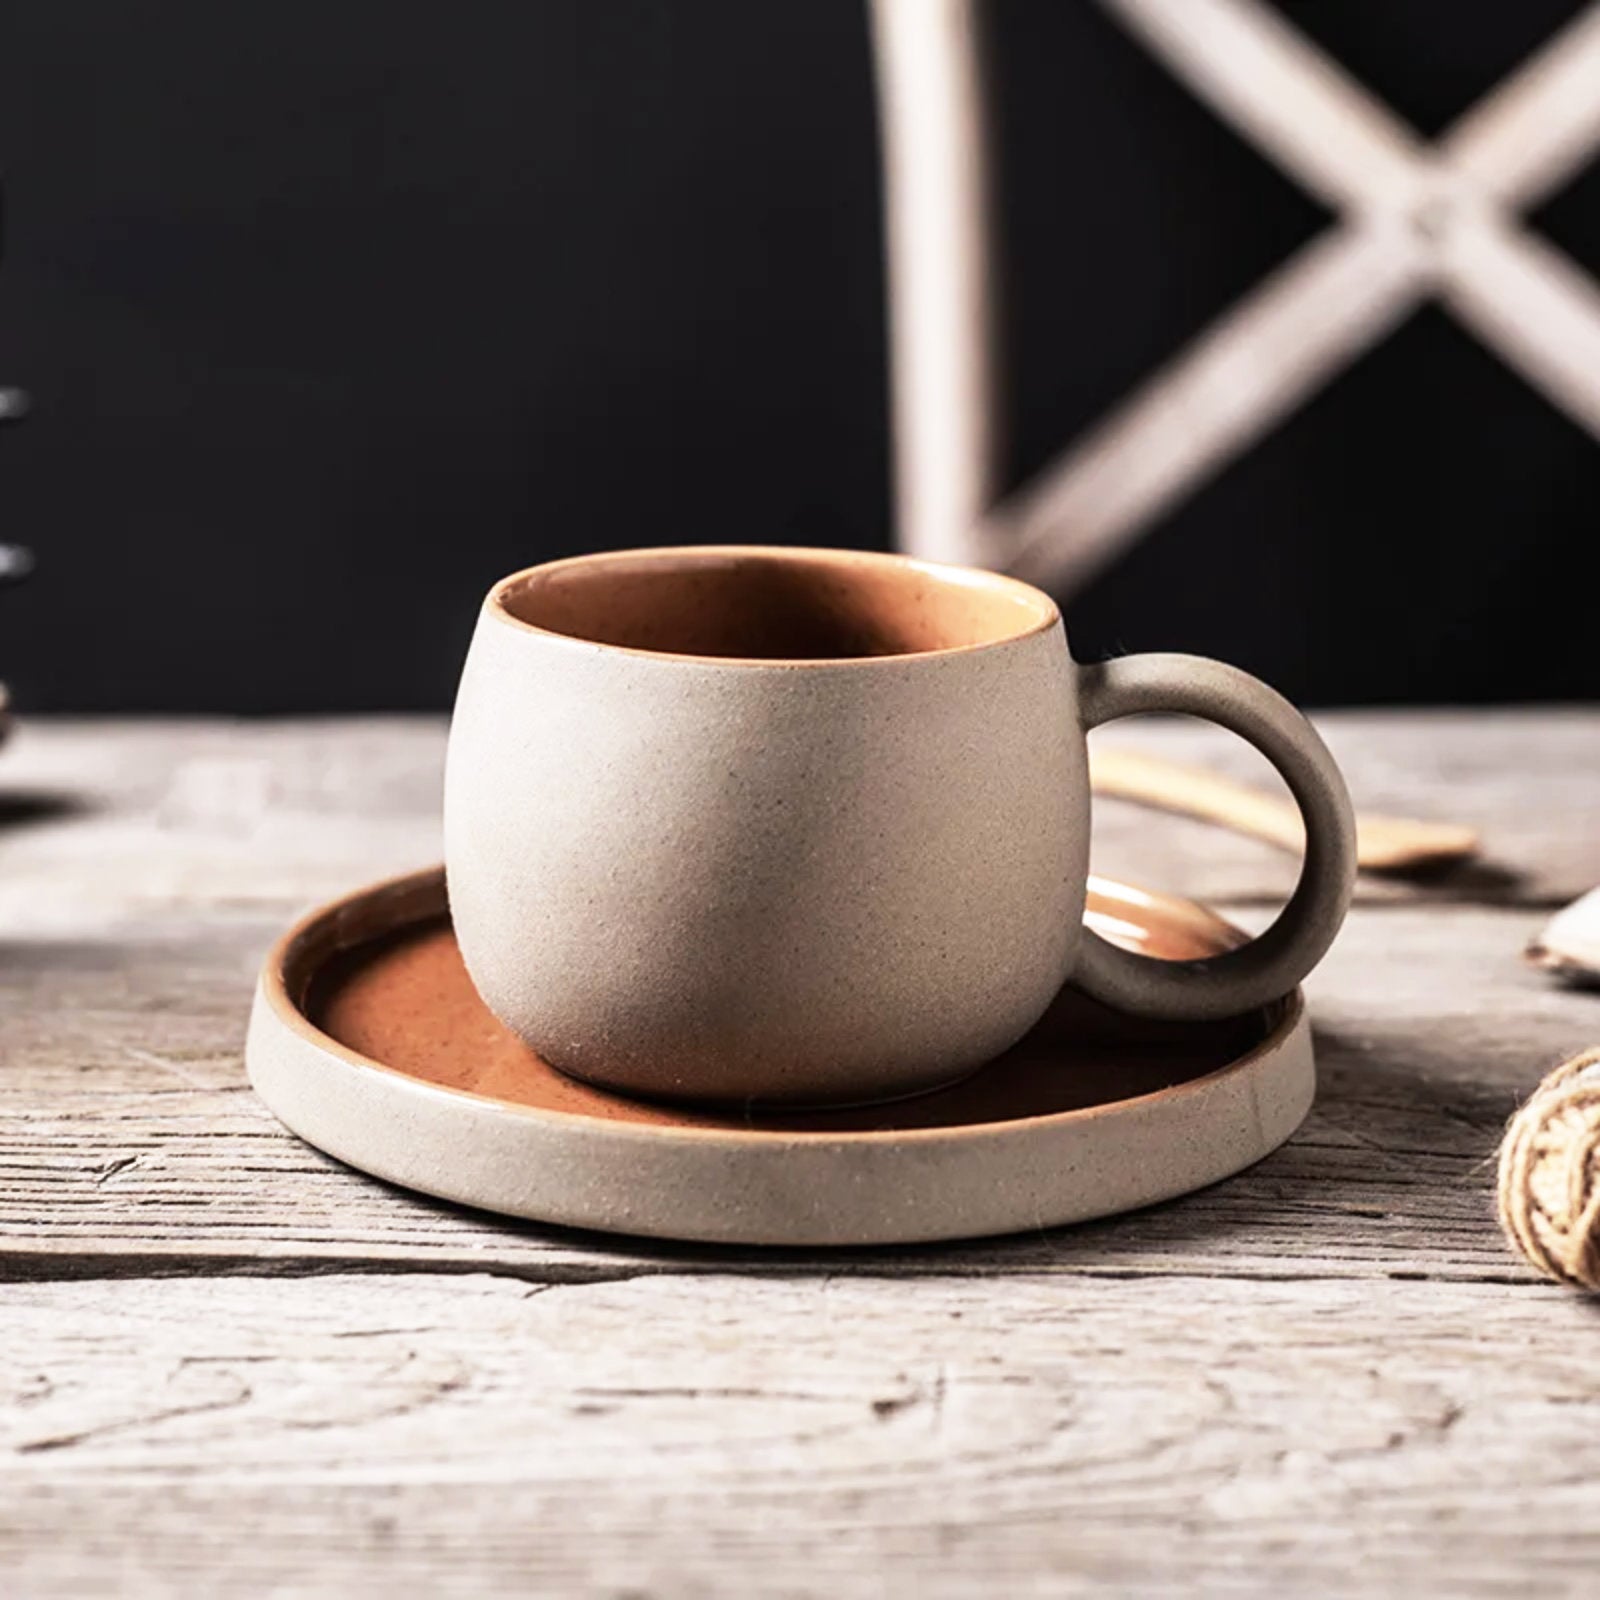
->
1, 1, 1598, 712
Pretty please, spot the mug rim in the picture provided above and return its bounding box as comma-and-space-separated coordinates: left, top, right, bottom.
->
485, 544, 1061, 668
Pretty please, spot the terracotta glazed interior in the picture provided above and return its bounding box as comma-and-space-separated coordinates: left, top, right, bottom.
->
298, 877, 1275, 1132
495, 549, 1055, 661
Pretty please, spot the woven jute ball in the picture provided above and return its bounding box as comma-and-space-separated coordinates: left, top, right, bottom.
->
1498, 1047, 1600, 1290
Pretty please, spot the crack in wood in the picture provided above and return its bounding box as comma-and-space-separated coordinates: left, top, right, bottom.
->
17, 1367, 255, 1456
90, 1155, 143, 1185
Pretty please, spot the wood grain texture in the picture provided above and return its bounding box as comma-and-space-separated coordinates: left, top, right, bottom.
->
1, 858, 1591, 1284
6, 1273, 1600, 1597
0, 718, 446, 927
4, 714, 1600, 1595
0, 712, 1592, 919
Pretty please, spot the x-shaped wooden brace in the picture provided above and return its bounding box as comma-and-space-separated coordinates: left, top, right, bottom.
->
872, 0, 1600, 592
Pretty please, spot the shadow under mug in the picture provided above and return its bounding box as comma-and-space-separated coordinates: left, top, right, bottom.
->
444, 545, 1356, 1105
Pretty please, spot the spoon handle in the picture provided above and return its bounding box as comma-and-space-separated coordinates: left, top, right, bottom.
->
1089, 745, 1479, 872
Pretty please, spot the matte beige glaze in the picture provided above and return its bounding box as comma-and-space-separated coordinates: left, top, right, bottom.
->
245, 867, 1315, 1247
445, 546, 1355, 1103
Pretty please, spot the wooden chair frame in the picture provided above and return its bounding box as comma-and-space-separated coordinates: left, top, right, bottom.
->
872, 0, 1600, 590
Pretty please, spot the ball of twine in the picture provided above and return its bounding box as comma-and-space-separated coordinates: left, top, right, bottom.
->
1498, 1047, 1600, 1290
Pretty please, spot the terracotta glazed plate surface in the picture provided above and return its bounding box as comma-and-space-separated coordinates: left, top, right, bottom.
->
246, 867, 1314, 1246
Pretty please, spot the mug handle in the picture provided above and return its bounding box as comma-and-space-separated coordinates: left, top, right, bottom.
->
1073, 653, 1358, 1021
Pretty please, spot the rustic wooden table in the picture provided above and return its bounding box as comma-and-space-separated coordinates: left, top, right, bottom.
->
4, 712, 1599, 1596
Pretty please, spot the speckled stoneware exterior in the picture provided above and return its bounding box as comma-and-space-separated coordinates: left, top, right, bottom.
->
245, 867, 1316, 1248
445, 546, 1354, 1104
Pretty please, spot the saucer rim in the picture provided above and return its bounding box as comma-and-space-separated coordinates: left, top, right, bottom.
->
255, 863, 1304, 1149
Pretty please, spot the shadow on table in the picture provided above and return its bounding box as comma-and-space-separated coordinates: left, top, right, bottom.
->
0, 937, 141, 992
1370, 854, 1530, 901
345, 1020, 1524, 1280
0, 788, 92, 831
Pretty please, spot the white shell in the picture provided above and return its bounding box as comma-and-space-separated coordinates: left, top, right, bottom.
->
1528, 887, 1600, 984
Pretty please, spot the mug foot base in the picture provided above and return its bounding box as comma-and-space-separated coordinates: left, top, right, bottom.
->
538, 1053, 992, 1115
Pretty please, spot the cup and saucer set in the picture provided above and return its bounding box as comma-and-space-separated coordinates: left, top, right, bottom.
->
248, 546, 1356, 1247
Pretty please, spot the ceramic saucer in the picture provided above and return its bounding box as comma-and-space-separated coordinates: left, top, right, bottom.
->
246, 867, 1313, 1246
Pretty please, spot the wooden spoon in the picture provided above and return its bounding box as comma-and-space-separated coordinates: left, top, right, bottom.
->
1089, 746, 1480, 873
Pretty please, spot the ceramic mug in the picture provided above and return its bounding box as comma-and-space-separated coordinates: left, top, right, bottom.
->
445, 546, 1356, 1104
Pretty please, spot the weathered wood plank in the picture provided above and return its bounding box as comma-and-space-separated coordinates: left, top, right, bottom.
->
0, 712, 1593, 919
5, 1272, 1600, 1597
0, 718, 446, 926
3, 714, 1595, 1594
0, 715, 1595, 1595
3, 900, 1592, 1283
